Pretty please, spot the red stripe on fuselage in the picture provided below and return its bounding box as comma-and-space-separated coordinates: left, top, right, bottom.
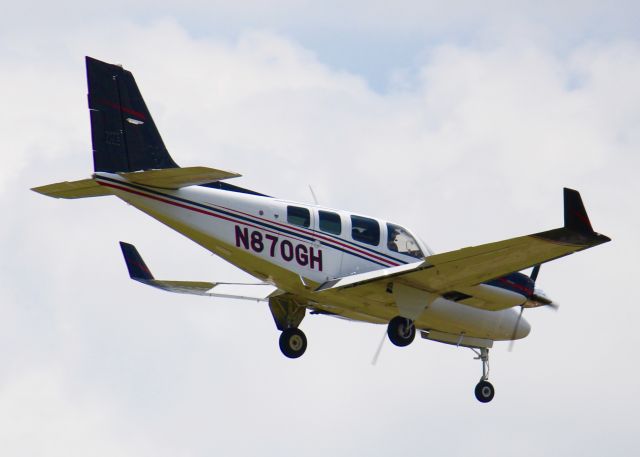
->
97, 179, 401, 267
214, 203, 400, 267
98, 181, 307, 243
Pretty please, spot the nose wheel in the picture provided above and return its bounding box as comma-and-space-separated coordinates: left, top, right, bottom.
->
471, 347, 495, 403
475, 380, 495, 403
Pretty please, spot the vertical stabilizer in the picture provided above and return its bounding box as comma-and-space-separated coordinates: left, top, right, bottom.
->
86, 56, 179, 173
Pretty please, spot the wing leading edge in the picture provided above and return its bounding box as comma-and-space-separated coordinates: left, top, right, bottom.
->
315, 188, 610, 308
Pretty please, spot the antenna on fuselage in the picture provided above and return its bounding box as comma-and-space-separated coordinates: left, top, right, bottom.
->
308, 185, 319, 205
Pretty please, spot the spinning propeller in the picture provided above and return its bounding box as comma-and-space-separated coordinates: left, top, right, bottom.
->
508, 265, 558, 352
371, 328, 387, 366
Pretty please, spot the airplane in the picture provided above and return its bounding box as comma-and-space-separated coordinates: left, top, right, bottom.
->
32, 56, 611, 403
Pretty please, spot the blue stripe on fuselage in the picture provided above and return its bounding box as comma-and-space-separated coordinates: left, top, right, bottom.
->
96, 175, 406, 268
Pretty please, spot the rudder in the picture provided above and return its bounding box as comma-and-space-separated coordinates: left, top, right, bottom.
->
86, 56, 179, 173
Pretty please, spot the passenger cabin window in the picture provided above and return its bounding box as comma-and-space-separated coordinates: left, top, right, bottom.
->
287, 206, 310, 228
387, 223, 424, 259
351, 215, 380, 246
319, 211, 341, 235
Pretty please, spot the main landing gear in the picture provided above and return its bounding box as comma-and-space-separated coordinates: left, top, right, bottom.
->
387, 316, 416, 347
472, 347, 495, 403
269, 295, 308, 359
279, 328, 307, 359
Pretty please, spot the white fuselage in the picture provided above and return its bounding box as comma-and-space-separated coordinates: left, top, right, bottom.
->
95, 172, 530, 342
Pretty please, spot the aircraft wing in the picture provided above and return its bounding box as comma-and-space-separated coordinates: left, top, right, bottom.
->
119, 242, 276, 301
315, 189, 610, 306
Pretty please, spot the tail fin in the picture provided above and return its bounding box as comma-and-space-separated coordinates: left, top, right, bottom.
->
87, 56, 179, 173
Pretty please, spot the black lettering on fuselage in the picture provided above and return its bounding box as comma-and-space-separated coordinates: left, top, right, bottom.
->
280, 240, 294, 261
250, 231, 264, 253
295, 244, 308, 266
309, 246, 323, 271
235, 226, 249, 249
233, 225, 323, 272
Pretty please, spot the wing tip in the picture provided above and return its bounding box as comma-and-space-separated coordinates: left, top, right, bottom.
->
563, 187, 594, 234
119, 241, 154, 280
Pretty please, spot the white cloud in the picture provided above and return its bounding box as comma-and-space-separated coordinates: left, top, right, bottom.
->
1, 9, 640, 457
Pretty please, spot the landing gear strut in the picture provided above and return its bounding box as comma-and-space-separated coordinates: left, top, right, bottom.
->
387, 316, 416, 347
472, 347, 495, 403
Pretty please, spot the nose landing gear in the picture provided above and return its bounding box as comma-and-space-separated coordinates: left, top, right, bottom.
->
472, 347, 495, 403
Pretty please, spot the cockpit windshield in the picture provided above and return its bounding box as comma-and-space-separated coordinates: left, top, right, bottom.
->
386, 223, 424, 259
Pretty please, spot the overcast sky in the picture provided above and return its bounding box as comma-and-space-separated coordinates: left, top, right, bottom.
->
1, 2, 639, 456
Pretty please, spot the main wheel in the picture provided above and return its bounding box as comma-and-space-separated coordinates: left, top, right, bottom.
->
279, 328, 307, 359
474, 380, 495, 403
387, 316, 416, 347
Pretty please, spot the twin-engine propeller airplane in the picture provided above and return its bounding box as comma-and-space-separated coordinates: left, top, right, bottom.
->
33, 57, 611, 403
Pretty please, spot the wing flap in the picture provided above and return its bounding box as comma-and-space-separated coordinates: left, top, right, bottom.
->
117, 166, 241, 189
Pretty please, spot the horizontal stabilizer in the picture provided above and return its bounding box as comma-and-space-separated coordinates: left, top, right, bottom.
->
117, 166, 241, 189
31, 178, 111, 199
119, 241, 275, 301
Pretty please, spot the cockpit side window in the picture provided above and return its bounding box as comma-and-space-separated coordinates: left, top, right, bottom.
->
287, 206, 310, 228
351, 215, 380, 246
319, 210, 341, 235
387, 223, 424, 259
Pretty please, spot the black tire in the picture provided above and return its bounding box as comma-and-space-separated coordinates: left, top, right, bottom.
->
279, 328, 307, 359
387, 316, 416, 347
474, 380, 495, 403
